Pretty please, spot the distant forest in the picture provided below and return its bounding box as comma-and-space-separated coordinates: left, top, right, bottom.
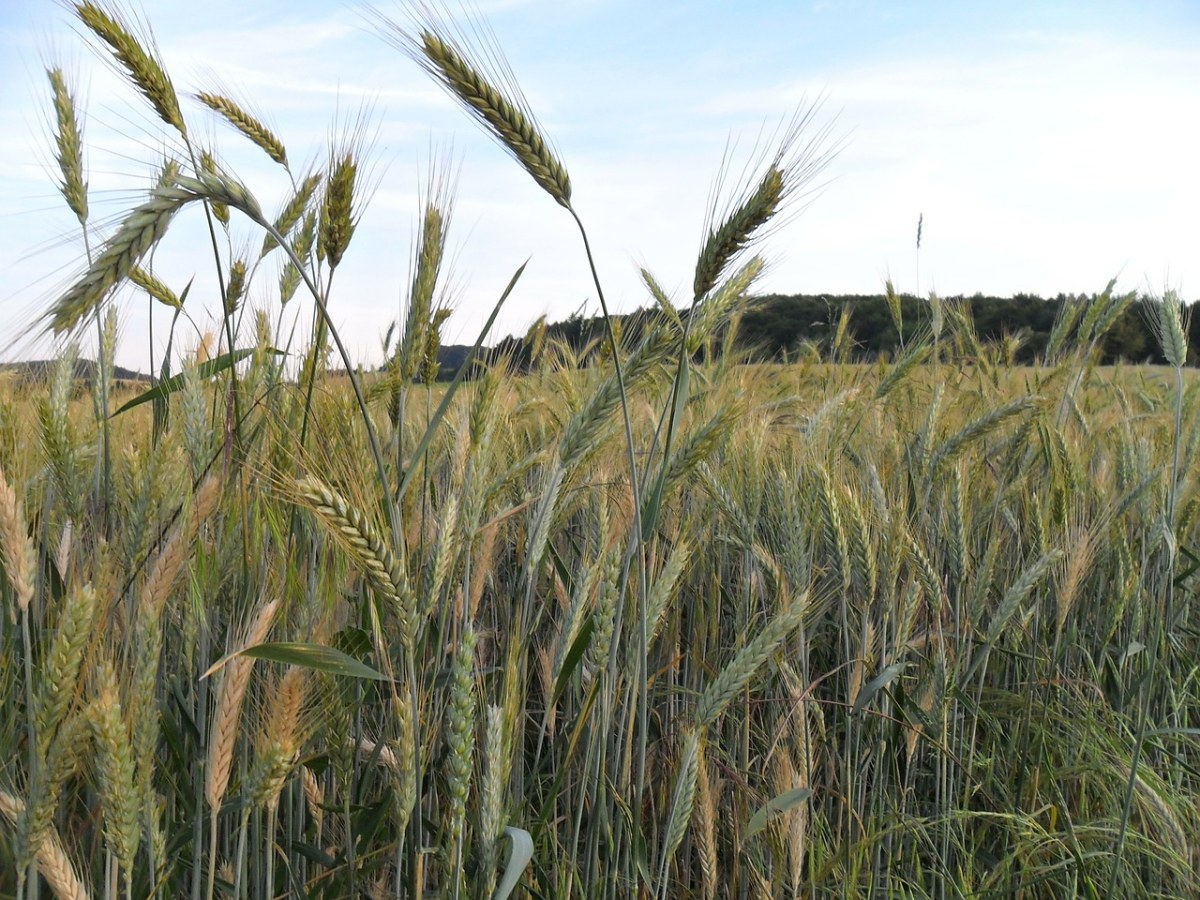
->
477, 289, 1200, 373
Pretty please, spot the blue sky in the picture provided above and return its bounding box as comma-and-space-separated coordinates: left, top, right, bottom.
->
1, 0, 1197, 371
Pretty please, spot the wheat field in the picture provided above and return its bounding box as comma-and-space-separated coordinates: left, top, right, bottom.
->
2, 3, 1199, 899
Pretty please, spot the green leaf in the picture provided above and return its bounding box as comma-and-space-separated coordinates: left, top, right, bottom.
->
853, 661, 908, 714
744, 787, 813, 843
551, 617, 594, 707
205, 641, 388, 681
494, 826, 534, 900
113, 347, 280, 416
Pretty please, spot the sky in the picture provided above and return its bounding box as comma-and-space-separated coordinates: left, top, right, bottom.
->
1, 0, 1197, 372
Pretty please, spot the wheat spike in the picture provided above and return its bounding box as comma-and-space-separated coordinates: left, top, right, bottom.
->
695, 755, 719, 900
319, 151, 357, 268
296, 476, 416, 644
657, 729, 703, 897
48, 179, 196, 333
47, 68, 88, 225
444, 627, 478, 858
20, 712, 89, 876
35, 585, 97, 755
195, 91, 287, 167
205, 599, 280, 812
248, 666, 308, 810
75, 2, 186, 135
141, 471, 223, 619
390, 692, 418, 835
0, 464, 36, 613
1, 789, 92, 900
261, 172, 321, 258
694, 166, 782, 301
694, 595, 808, 729
88, 660, 141, 871
477, 704, 506, 897
421, 30, 571, 208
129, 266, 182, 309
372, 7, 572, 208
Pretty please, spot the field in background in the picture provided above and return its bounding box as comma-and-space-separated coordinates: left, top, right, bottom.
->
3, 344, 1199, 898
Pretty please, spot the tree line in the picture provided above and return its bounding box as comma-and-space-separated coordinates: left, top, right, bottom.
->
473, 288, 1200, 373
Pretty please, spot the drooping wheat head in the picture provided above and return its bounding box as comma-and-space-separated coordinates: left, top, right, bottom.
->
74, 1, 186, 136
47, 179, 193, 333
295, 476, 416, 645
195, 90, 288, 167
372, 9, 572, 209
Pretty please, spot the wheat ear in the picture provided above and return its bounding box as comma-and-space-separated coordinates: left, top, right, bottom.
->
0, 465, 36, 613
319, 151, 357, 268
75, 2, 186, 135
129, 266, 182, 309
88, 660, 140, 871
141, 471, 223, 619
247, 665, 307, 811
694, 167, 782, 300
296, 477, 416, 644
421, 30, 571, 207
657, 729, 703, 898
1, 789, 92, 900
205, 598, 280, 812
47, 68, 88, 225
35, 585, 97, 754
694, 595, 808, 729
48, 180, 190, 333
195, 91, 287, 167
261, 172, 321, 258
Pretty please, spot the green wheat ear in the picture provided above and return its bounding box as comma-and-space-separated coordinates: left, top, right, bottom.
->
371, 10, 572, 208
75, 1, 186, 136
694, 104, 838, 301
47, 68, 88, 226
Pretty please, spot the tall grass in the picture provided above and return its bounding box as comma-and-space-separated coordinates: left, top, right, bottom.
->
2, 3, 1199, 898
